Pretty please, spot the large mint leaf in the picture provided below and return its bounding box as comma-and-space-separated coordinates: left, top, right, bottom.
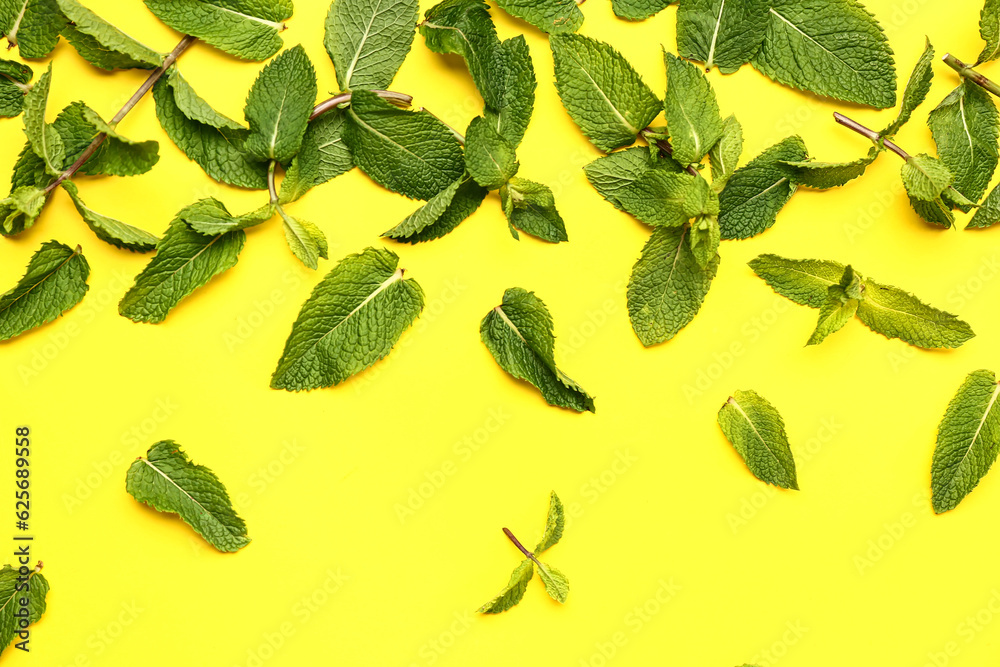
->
495, 0, 582, 34
280, 109, 354, 204
479, 559, 533, 614
119, 212, 246, 324
583, 147, 682, 211
676, 0, 768, 73
718, 135, 806, 239
22, 64, 63, 177
325, 0, 417, 91
500, 177, 568, 243
881, 38, 934, 138
748, 254, 846, 308
126, 440, 250, 552
0, 239, 88, 341
271, 247, 424, 391
61, 181, 159, 252
0, 58, 31, 118
0, 564, 47, 658
856, 276, 974, 349
143, 0, 292, 61
465, 116, 518, 190
79, 105, 159, 177
932, 370, 1000, 513
980, 0, 1000, 64
628, 225, 718, 346
0, 0, 65, 58
662, 51, 724, 165
243, 45, 317, 164
615, 170, 697, 227
550, 34, 661, 152
482, 36, 536, 148
611, 0, 672, 20
383, 177, 487, 243
56, 0, 163, 70
480, 287, 594, 412
420, 0, 504, 108
750, 0, 896, 108
779, 146, 880, 190
717, 389, 798, 489
344, 89, 464, 200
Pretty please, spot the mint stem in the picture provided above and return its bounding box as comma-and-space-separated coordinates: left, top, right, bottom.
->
310, 89, 412, 121
833, 112, 909, 160
43, 34, 197, 195
503, 527, 541, 566
942, 53, 1000, 98
267, 160, 278, 204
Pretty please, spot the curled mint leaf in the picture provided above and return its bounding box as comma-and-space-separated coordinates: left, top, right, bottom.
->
61, 181, 159, 252
22, 64, 64, 177
143, 0, 292, 61
383, 177, 488, 244
499, 177, 567, 243
479, 559, 533, 614
56, 0, 164, 70
779, 146, 880, 190
78, 105, 159, 177
534, 491, 565, 554
881, 38, 934, 138
708, 115, 742, 189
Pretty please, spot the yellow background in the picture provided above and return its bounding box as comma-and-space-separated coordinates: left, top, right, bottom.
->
1, 0, 999, 664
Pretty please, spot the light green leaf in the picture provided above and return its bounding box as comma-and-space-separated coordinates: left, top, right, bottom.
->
901, 153, 953, 201
465, 116, 518, 190
79, 105, 160, 177
420, 0, 505, 108
56, 0, 163, 70
980, 0, 1000, 64
750, 0, 896, 108
481, 287, 594, 412
779, 146, 880, 189
160, 68, 244, 130
968, 179, 1000, 228
280, 110, 354, 204
22, 64, 64, 177
932, 370, 1000, 513
807, 287, 858, 346
0, 58, 31, 118
709, 115, 742, 189
907, 194, 955, 228
676, 0, 769, 73
325, 0, 417, 91
482, 35, 536, 148
718, 135, 806, 239
881, 38, 934, 138
583, 147, 682, 211
500, 177, 568, 243
126, 440, 250, 552
0, 0, 65, 58
0, 564, 47, 658
550, 33, 662, 152
271, 247, 424, 391
344, 89, 465, 200
0, 239, 88, 341
748, 253, 847, 308
662, 51, 724, 165
383, 177, 487, 244
689, 213, 720, 269
279, 208, 328, 270
534, 491, 565, 554
628, 225, 718, 346
717, 389, 798, 489
180, 198, 274, 235
615, 170, 697, 227
495, 0, 582, 34
0, 185, 47, 235
856, 276, 974, 349
243, 45, 317, 164
535, 562, 569, 603
478, 559, 533, 614
61, 181, 159, 252
611, 0, 672, 20
143, 0, 292, 60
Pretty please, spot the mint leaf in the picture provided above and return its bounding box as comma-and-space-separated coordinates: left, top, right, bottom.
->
676, 0, 769, 73
143, 0, 292, 61
482, 36, 536, 148
495, 0, 582, 34
928, 80, 999, 211
481, 287, 594, 411
612, 0, 672, 20
126, 440, 250, 552
465, 116, 518, 189
0, 563, 47, 658
709, 115, 742, 189
180, 198, 274, 235
718, 135, 806, 239
56, 0, 163, 70
534, 491, 564, 554
420, 0, 505, 108
689, 211, 720, 269
907, 194, 954, 228
550, 34, 661, 152
807, 286, 858, 345
0, 185, 46, 235
932, 370, 1000, 513
615, 170, 697, 227
901, 153, 953, 201
500, 177, 568, 243
584, 147, 682, 211
717, 390, 798, 489
271, 247, 424, 391
881, 38, 934, 138
23, 64, 64, 177
535, 562, 569, 603
628, 225, 718, 346
662, 51, 724, 165
748, 254, 846, 308
779, 146, 880, 189
750, 0, 896, 108
244, 45, 317, 164
153, 71, 268, 189
969, 180, 1000, 228
79, 105, 160, 177
856, 276, 974, 349
479, 559, 533, 614
325, 0, 417, 91
0, 240, 88, 341
61, 181, 159, 252
344, 89, 465, 200
383, 177, 487, 243
0, 0, 65, 58
980, 0, 1000, 64
278, 208, 328, 270
0, 58, 31, 117
119, 213, 245, 324
280, 110, 354, 204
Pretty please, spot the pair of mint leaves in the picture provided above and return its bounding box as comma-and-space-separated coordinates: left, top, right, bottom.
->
480, 492, 569, 613
0, 562, 48, 657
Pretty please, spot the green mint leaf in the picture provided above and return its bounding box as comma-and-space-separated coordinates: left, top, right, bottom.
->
56, 0, 163, 70
126, 440, 250, 552
271, 247, 424, 391
717, 389, 798, 489
550, 34, 661, 152
153, 70, 268, 189
583, 147, 682, 211
748, 253, 846, 308
615, 170, 697, 227
244, 45, 317, 164
907, 194, 954, 228
856, 276, 974, 349
708, 114, 742, 189
280, 109, 355, 204
969, 180, 1000, 228
495, 0, 582, 34
676, 0, 769, 73
480, 287, 595, 412
932, 370, 1000, 513
980, 0, 1000, 64
628, 225, 718, 346
662, 51, 724, 165
534, 491, 564, 554
535, 562, 569, 603
479, 559, 533, 614
119, 214, 245, 324
180, 198, 274, 235
0, 564, 47, 658
880, 38, 934, 138
718, 135, 806, 239
500, 177, 568, 243
612, 0, 671, 20
325, 0, 417, 91
807, 269, 861, 345
901, 153, 953, 201
61, 181, 159, 252
0, 239, 88, 341
143, 0, 292, 61
0, 0, 65, 58
278, 208, 328, 270
689, 213, 720, 269
482, 36, 536, 148
465, 116, 519, 189
750, 0, 896, 108
382, 177, 488, 243
344, 89, 465, 200
928, 80, 999, 211
779, 146, 880, 189
23, 64, 64, 177
78, 105, 160, 177
0, 185, 46, 235
0, 58, 31, 118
